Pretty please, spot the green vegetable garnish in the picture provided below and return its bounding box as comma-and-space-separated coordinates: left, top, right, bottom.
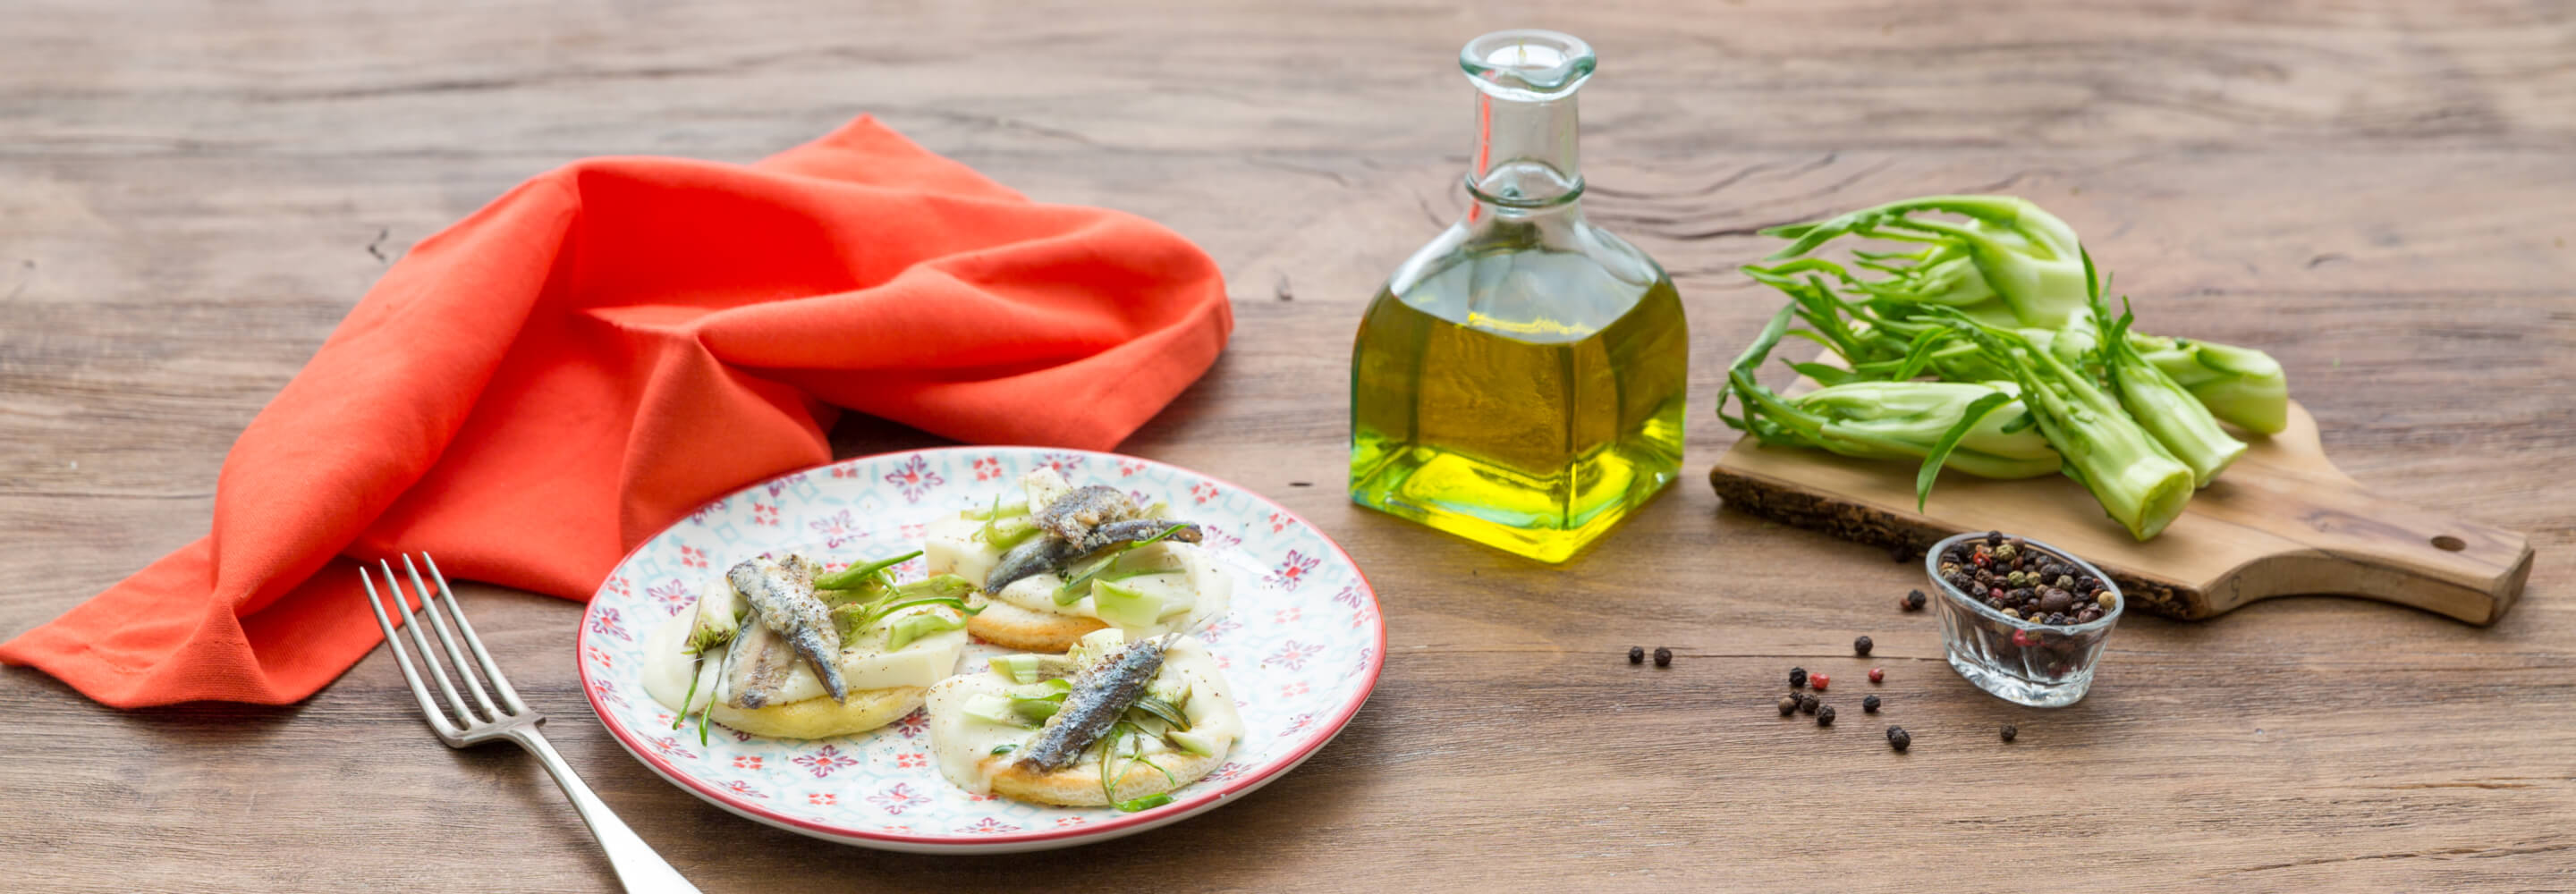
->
991, 743, 1019, 755
1054, 524, 1191, 604
814, 550, 920, 591
976, 495, 1045, 548
885, 610, 965, 652
1100, 721, 1183, 812
962, 497, 1030, 521
1089, 578, 1171, 629
1129, 695, 1191, 730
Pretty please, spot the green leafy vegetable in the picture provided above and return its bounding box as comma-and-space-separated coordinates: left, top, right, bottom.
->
1719, 305, 2059, 493
1913, 392, 2015, 510
1930, 309, 2197, 540
1129, 695, 1191, 730
2080, 251, 2245, 486
814, 551, 921, 591
1053, 523, 1191, 604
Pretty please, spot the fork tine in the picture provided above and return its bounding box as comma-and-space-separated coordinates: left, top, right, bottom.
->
419, 553, 527, 715
360, 565, 462, 739
381, 558, 476, 727
402, 554, 503, 721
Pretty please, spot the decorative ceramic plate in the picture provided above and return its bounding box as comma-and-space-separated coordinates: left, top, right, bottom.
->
576, 447, 1384, 853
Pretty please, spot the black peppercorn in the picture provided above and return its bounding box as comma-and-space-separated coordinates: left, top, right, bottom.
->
1985, 530, 2004, 545
1816, 704, 1836, 726
1778, 696, 1799, 716
1862, 695, 1881, 713
1652, 646, 1672, 667
1628, 645, 1643, 664
2000, 724, 2018, 743
1789, 667, 1808, 689
1889, 544, 1913, 563
1886, 726, 1911, 752
1853, 636, 1873, 656
1800, 694, 1820, 715
1903, 588, 1928, 611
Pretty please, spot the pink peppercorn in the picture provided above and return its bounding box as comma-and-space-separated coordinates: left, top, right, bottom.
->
1868, 668, 1885, 684
1809, 672, 1830, 691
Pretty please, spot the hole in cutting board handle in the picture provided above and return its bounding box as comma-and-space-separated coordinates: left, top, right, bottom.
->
2430, 536, 2467, 552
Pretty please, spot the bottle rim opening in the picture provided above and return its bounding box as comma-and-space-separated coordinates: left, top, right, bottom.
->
1460, 30, 1595, 99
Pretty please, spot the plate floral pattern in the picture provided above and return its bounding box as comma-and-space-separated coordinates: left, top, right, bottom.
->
577, 448, 1385, 853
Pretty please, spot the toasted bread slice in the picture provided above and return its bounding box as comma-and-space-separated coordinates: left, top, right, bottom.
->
706, 686, 925, 740
978, 747, 1226, 807
963, 597, 1108, 654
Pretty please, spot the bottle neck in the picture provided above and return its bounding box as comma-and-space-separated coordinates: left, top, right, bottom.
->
1466, 90, 1583, 213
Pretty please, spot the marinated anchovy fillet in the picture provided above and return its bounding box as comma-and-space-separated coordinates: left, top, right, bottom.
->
1013, 634, 1175, 772
721, 620, 799, 709
725, 557, 848, 704
982, 519, 1206, 595
1030, 485, 1140, 544
984, 536, 1088, 595
1078, 519, 1203, 552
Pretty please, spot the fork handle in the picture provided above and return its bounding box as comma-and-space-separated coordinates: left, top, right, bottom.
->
512, 729, 705, 893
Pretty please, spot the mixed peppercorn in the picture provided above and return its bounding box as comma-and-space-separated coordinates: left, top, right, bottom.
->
1937, 532, 2115, 626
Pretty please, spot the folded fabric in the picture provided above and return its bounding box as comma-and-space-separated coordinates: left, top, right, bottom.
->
0, 116, 1232, 707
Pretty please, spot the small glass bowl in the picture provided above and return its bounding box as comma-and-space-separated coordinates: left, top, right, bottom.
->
1924, 532, 2123, 707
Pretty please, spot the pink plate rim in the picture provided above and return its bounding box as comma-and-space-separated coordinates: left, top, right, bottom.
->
574, 446, 1386, 849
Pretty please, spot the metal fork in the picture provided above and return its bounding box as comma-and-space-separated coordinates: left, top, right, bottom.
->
362, 554, 702, 893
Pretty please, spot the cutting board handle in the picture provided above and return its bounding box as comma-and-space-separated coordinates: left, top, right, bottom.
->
2211, 462, 2532, 625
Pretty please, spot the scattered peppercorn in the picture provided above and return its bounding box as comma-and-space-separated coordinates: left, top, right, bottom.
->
1853, 636, 1874, 657
1889, 543, 1914, 563
1868, 668, 1885, 684
1809, 672, 1830, 691
1652, 646, 1673, 668
1789, 667, 1808, 689
1627, 645, 1643, 664
2000, 724, 2018, 742
1816, 704, 1836, 726
1862, 695, 1881, 713
1800, 694, 1820, 715
1902, 588, 1928, 611
1886, 726, 1911, 752
1778, 696, 1799, 716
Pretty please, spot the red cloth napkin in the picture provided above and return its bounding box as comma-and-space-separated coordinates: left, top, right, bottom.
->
0, 116, 1232, 707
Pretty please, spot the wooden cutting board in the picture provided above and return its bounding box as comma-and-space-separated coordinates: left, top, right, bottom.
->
1708, 400, 2534, 624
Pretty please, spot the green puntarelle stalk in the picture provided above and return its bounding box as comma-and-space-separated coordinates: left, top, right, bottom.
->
1939, 314, 2195, 540
2083, 254, 2246, 487
1745, 195, 2292, 434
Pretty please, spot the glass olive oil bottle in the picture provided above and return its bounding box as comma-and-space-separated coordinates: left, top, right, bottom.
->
1351, 30, 1687, 563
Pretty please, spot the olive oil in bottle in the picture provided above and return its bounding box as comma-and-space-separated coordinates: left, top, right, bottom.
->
1350, 30, 1687, 563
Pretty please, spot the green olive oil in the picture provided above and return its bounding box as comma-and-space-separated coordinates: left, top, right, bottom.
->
1349, 30, 1687, 562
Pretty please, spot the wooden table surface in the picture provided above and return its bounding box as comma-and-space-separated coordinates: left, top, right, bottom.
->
7, 1, 2573, 890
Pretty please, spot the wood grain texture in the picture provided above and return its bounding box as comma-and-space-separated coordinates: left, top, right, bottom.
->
4, 0, 2574, 890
